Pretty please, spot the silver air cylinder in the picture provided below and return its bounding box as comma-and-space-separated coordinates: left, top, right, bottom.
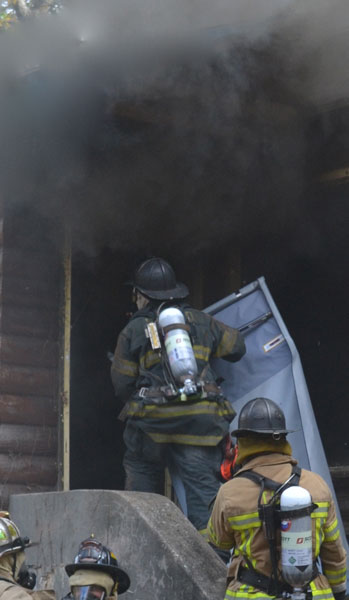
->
158, 307, 198, 392
280, 486, 313, 590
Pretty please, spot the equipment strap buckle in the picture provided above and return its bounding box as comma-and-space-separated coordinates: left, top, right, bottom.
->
138, 387, 148, 398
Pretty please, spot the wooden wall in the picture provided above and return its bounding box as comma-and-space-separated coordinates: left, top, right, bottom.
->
0, 202, 62, 507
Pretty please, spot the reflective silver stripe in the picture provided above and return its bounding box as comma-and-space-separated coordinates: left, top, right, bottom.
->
225, 586, 273, 600
323, 519, 340, 542
228, 512, 261, 530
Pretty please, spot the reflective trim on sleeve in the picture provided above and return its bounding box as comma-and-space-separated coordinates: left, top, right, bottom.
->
207, 518, 232, 550
140, 350, 161, 369
147, 432, 223, 445
323, 519, 340, 542
311, 502, 329, 518
324, 567, 347, 585
198, 528, 209, 541
309, 582, 334, 600
228, 512, 261, 530
193, 345, 210, 362
111, 357, 139, 377
214, 328, 238, 358
314, 515, 325, 557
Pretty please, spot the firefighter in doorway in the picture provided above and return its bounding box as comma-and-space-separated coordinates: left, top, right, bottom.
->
111, 257, 246, 537
63, 537, 130, 600
208, 398, 347, 600
0, 512, 55, 600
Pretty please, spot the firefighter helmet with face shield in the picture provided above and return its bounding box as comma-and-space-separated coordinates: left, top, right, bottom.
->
0, 512, 31, 559
65, 537, 130, 596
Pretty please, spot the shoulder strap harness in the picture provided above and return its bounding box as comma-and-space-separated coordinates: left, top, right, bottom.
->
234, 465, 317, 596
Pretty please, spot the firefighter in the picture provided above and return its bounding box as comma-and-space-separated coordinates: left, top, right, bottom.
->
111, 257, 246, 537
208, 397, 347, 600
0, 512, 55, 600
63, 536, 130, 600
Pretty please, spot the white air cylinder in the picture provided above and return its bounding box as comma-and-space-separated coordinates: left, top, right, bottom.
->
158, 307, 198, 384
280, 486, 313, 588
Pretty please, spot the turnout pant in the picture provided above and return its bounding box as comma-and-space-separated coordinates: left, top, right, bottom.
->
123, 420, 222, 533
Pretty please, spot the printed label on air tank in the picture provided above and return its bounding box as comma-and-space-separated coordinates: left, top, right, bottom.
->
165, 335, 193, 363
281, 530, 312, 566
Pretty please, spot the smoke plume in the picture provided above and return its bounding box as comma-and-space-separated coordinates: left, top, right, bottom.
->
0, 0, 347, 257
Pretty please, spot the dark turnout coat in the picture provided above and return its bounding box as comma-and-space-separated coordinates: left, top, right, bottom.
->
111, 303, 246, 445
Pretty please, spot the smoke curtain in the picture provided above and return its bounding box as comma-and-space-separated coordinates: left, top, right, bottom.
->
170, 277, 349, 575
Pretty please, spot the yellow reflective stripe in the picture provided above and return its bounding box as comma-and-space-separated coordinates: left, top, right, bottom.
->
225, 589, 273, 599
207, 518, 232, 549
309, 582, 334, 600
215, 328, 238, 358
246, 528, 256, 567
324, 518, 340, 542
311, 502, 329, 518
148, 433, 223, 445
112, 357, 139, 377
324, 568, 346, 576
315, 514, 326, 557
324, 519, 338, 533
325, 529, 340, 542
135, 400, 231, 417
127, 400, 233, 419
324, 571, 347, 584
140, 350, 161, 369
228, 512, 261, 530
199, 528, 209, 540
193, 344, 210, 362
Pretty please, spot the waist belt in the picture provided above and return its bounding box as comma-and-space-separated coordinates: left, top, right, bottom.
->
136, 382, 221, 404
237, 563, 319, 597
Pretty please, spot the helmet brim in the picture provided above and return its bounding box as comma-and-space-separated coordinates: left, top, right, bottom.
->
126, 280, 189, 300
65, 563, 130, 595
231, 427, 295, 437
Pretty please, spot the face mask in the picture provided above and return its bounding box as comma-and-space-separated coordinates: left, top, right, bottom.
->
71, 585, 106, 600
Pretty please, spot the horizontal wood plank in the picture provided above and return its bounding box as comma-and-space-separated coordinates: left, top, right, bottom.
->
0, 394, 57, 426
1, 305, 58, 338
2, 276, 58, 309
0, 364, 57, 397
0, 248, 59, 284
0, 454, 57, 486
0, 335, 58, 368
0, 424, 57, 455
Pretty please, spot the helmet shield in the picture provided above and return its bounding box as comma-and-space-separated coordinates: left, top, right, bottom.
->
0, 514, 31, 558
65, 538, 130, 595
130, 258, 189, 300
71, 585, 106, 600
231, 397, 294, 437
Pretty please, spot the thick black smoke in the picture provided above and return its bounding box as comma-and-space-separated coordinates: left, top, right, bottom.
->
0, 0, 347, 257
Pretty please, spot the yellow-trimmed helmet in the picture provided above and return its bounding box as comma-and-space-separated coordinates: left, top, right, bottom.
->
0, 512, 31, 558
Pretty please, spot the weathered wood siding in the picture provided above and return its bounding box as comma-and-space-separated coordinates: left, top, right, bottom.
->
0, 203, 61, 507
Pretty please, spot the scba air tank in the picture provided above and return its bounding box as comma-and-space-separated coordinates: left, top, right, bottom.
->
280, 486, 313, 589
158, 307, 198, 390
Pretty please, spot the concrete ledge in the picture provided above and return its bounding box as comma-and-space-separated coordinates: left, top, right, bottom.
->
10, 490, 227, 599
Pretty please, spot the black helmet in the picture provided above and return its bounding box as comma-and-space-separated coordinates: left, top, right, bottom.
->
65, 537, 130, 595
131, 258, 189, 300
231, 398, 294, 437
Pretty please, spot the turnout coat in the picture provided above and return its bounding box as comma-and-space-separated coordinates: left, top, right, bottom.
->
208, 452, 347, 600
111, 302, 246, 446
